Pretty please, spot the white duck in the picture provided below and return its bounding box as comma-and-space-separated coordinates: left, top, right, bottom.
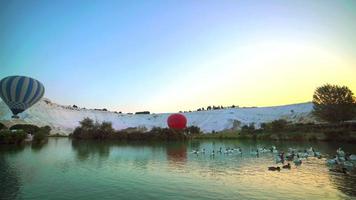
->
271, 146, 278, 154
297, 152, 308, 159
192, 150, 200, 154
327, 157, 339, 165
293, 155, 302, 166
343, 161, 354, 170
337, 148, 345, 157
235, 148, 242, 155
210, 150, 215, 157
288, 148, 297, 153
250, 150, 259, 156
275, 156, 284, 164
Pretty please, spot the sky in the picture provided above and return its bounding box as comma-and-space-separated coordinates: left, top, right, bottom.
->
0, 0, 355, 113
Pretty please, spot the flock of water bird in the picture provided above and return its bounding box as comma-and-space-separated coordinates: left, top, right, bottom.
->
190, 146, 356, 175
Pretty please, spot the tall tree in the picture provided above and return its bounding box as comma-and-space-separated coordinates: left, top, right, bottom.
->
313, 84, 356, 123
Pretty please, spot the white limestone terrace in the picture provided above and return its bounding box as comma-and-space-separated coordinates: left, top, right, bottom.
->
0, 98, 315, 135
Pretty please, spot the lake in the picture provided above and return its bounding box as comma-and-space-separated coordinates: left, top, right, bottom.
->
1, 138, 355, 200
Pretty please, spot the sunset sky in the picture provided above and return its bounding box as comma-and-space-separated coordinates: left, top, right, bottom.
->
1, 0, 355, 113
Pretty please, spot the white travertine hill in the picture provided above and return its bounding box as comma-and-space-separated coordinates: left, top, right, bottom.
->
0, 98, 315, 135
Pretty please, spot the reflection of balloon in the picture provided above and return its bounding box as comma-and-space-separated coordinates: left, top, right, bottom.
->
0, 76, 45, 118
166, 144, 187, 165
167, 114, 187, 130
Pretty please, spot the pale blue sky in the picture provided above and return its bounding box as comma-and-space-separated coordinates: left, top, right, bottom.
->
1, 0, 355, 112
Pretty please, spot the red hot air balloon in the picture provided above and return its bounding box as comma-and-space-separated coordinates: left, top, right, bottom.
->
167, 114, 187, 130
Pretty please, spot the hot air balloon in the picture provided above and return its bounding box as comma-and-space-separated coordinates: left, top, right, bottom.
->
167, 113, 187, 130
0, 76, 45, 118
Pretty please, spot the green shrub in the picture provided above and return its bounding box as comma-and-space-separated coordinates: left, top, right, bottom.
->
72, 118, 188, 141
79, 118, 95, 130
0, 129, 27, 144
33, 126, 51, 143
270, 119, 288, 132
185, 126, 201, 135
241, 123, 255, 134
10, 124, 40, 134
72, 118, 116, 139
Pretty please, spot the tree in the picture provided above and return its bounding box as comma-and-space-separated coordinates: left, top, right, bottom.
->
79, 118, 94, 130
99, 122, 114, 134
313, 84, 356, 123
271, 119, 288, 132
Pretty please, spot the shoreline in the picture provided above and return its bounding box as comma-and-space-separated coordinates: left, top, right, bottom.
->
43, 130, 356, 143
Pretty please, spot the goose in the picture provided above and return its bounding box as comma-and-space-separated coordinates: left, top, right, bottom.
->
201, 148, 206, 154
327, 156, 339, 165
282, 163, 291, 169
217, 147, 222, 154
343, 161, 354, 170
259, 147, 270, 153
210, 150, 215, 157
297, 151, 308, 159
250, 150, 259, 157
337, 148, 345, 157
307, 147, 315, 156
288, 148, 297, 153
348, 154, 356, 161
293, 155, 302, 166
275, 153, 285, 164
270, 146, 278, 154
286, 153, 295, 161
192, 150, 199, 154
313, 150, 322, 159
275, 156, 283, 164
338, 156, 346, 162
236, 148, 242, 155
268, 166, 281, 171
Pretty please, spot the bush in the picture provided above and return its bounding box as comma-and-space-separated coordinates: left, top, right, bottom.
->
72, 118, 188, 141
79, 118, 95, 130
10, 124, 40, 135
72, 118, 115, 139
0, 130, 27, 144
270, 119, 288, 132
241, 123, 255, 134
185, 126, 201, 135
33, 126, 51, 143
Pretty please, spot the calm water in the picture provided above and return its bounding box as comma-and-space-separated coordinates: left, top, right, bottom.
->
1, 138, 356, 200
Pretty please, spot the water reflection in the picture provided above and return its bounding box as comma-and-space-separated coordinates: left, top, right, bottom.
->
166, 142, 187, 166
31, 141, 48, 152
329, 170, 356, 197
0, 144, 25, 155
0, 138, 355, 200
0, 155, 20, 200
71, 140, 111, 161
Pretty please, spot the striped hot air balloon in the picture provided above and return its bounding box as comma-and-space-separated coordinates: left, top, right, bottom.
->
0, 76, 45, 118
